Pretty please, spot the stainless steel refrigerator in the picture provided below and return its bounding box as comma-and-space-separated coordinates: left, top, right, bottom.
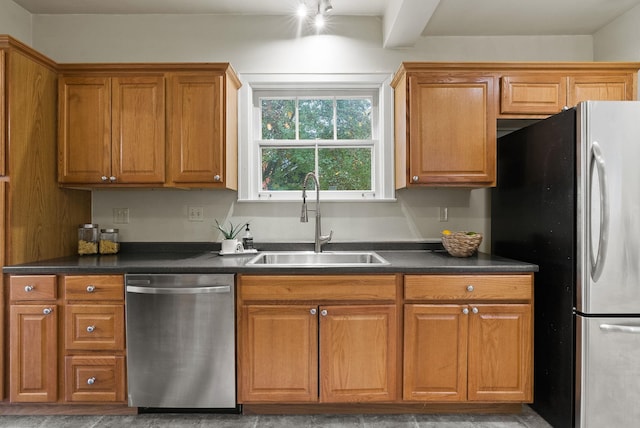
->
491, 101, 640, 428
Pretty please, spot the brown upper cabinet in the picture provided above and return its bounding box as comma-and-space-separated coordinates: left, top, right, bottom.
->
58, 74, 166, 185
393, 64, 498, 188
393, 62, 640, 189
167, 69, 241, 189
57, 64, 240, 189
500, 65, 638, 117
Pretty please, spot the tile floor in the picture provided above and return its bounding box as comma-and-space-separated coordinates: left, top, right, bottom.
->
0, 406, 552, 427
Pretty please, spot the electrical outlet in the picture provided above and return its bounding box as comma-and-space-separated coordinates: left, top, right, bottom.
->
188, 206, 204, 222
113, 208, 130, 224
438, 207, 448, 222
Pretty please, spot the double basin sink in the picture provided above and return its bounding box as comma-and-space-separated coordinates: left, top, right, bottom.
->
245, 251, 389, 267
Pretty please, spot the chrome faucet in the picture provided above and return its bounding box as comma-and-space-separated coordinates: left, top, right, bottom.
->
300, 172, 333, 253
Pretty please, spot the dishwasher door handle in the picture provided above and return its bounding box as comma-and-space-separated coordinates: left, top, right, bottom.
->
126, 285, 231, 295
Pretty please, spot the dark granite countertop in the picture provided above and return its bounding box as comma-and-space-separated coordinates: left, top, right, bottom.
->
2, 242, 538, 275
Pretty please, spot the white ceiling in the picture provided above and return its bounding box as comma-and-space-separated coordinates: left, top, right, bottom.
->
12, 0, 640, 48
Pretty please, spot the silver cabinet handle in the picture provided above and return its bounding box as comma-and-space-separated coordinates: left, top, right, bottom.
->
320, 309, 328, 316
472, 307, 479, 314
462, 308, 469, 315
86, 285, 95, 293
43, 307, 52, 315
109, 176, 117, 182
24, 285, 34, 292
101, 176, 108, 181
213, 175, 221, 182
466, 285, 474, 292
310, 308, 317, 315
87, 377, 96, 385
412, 176, 419, 183
600, 324, 640, 334
86, 325, 95, 333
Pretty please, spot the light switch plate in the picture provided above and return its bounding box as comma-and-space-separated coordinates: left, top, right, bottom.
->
188, 206, 204, 222
113, 208, 129, 224
439, 207, 448, 222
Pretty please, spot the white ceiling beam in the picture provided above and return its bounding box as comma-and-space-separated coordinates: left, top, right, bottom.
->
383, 0, 441, 48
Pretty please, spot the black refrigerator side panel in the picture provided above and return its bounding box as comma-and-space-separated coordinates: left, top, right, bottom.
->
491, 108, 576, 428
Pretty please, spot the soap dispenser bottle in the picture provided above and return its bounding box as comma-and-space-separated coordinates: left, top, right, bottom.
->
242, 224, 254, 250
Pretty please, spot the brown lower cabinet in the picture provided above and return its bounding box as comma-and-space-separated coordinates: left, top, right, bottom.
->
403, 274, 533, 403
8, 274, 127, 404
238, 274, 399, 403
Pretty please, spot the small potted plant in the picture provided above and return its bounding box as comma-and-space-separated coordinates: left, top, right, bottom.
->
215, 220, 245, 253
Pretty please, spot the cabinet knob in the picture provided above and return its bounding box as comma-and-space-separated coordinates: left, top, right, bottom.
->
320, 309, 328, 316
86, 325, 95, 333
310, 308, 317, 315
462, 308, 469, 315
466, 285, 474, 292
472, 307, 479, 314
87, 377, 96, 385
101, 176, 108, 181
109, 176, 117, 182
86, 285, 96, 293
24, 285, 34, 292
412, 176, 419, 183
43, 307, 52, 315
213, 175, 221, 182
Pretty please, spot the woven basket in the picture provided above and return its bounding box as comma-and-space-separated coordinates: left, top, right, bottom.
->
441, 231, 483, 257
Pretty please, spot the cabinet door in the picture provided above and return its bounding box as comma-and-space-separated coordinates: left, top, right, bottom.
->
568, 74, 635, 107
168, 73, 225, 185
467, 304, 532, 402
0, 49, 5, 176
239, 305, 318, 402
9, 304, 58, 402
408, 74, 496, 186
500, 74, 567, 115
319, 305, 397, 402
111, 76, 165, 183
403, 304, 468, 401
58, 76, 111, 184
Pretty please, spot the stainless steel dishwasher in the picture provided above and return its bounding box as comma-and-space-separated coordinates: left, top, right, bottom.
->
125, 273, 236, 409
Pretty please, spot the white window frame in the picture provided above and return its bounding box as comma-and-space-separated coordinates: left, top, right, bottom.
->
238, 73, 395, 202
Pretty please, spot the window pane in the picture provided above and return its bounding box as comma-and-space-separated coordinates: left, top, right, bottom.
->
261, 147, 315, 190
337, 99, 372, 140
318, 148, 372, 190
299, 99, 333, 140
261, 99, 296, 140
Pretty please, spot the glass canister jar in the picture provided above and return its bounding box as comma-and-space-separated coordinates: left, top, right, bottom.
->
78, 224, 99, 255
99, 228, 120, 254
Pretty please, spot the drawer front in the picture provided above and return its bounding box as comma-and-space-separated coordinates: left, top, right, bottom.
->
65, 304, 125, 350
10, 275, 57, 301
63, 275, 124, 302
64, 355, 126, 403
239, 275, 398, 301
405, 274, 533, 301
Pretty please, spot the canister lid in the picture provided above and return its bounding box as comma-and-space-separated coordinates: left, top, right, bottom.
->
79, 223, 98, 229
100, 228, 119, 233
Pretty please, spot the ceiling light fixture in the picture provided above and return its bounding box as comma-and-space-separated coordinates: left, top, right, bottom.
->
297, 0, 333, 29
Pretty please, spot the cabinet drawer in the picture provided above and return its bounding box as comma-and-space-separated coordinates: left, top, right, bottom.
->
65, 304, 125, 350
239, 275, 397, 301
64, 356, 126, 403
405, 274, 532, 301
63, 275, 124, 301
10, 275, 56, 301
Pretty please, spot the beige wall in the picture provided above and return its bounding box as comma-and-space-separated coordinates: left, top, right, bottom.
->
1, 4, 638, 247
0, 0, 31, 44
594, 3, 640, 61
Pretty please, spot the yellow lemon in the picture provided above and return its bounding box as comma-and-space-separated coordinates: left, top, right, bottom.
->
442, 229, 451, 235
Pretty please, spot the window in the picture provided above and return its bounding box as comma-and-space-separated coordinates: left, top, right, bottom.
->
238, 74, 394, 201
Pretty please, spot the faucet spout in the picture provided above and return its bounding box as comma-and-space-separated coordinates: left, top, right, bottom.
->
300, 172, 333, 253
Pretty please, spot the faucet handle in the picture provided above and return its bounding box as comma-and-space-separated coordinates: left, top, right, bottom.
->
320, 230, 333, 244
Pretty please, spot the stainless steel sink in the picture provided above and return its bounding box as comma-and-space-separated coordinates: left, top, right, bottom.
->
245, 251, 390, 267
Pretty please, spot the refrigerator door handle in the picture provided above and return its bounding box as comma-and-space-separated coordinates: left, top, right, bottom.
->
590, 141, 609, 282
599, 323, 640, 334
